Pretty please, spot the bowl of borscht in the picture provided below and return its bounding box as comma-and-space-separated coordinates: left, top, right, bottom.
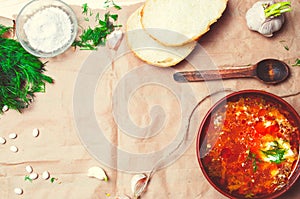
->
197, 90, 300, 199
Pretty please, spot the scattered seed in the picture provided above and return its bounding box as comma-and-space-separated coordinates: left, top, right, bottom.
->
29, 172, 38, 180
10, 145, 18, 153
32, 128, 39, 137
25, 165, 33, 173
8, 133, 17, 139
2, 105, 9, 112
42, 171, 50, 180
14, 187, 23, 195
0, 137, 6, 144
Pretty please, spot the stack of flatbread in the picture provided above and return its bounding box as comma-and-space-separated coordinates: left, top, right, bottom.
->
126, 0, 228, 67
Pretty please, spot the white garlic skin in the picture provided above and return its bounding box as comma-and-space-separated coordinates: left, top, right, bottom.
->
107, 29, 123, 50
246, 0, 285, 37
130, 173, 147, 194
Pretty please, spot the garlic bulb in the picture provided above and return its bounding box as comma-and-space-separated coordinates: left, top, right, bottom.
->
246, 1, 285, 37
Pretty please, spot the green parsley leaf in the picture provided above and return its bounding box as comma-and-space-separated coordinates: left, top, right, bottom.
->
104, 0, 122, 10
292, 58, 300, 66
82, 3, 88, 15
247, 151, 258, 172
24, 175, 33, 182
72, 3, 122, 50
261, 148, 286, 164
109, 14, 119, 21
50, 177, 56, 183
279, 40, 289, 51
261, 141, 286, 164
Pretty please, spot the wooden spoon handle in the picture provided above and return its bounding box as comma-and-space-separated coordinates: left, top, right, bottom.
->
173, 66, 256, 82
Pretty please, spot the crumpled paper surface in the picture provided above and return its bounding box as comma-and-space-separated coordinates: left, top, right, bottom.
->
0, 0, 299, 198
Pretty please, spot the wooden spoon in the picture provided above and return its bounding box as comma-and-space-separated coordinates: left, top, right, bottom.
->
173, 59, 290, 84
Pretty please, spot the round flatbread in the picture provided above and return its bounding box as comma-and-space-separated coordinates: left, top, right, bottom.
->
141, 0, 228, 46
126, 7, 196, 67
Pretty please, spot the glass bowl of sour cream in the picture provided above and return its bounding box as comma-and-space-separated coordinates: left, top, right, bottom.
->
16, 0, 78, 58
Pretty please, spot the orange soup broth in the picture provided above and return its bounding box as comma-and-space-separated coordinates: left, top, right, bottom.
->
201, 96, 299, 198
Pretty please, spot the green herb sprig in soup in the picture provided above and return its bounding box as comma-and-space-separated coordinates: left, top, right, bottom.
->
202, 96, 299, 197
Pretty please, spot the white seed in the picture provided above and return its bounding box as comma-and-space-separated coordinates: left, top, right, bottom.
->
14, 187, 23, 195
42, 171, 50, 180
0, 136, 6, 144
8, 133, 17, 139
29, 172, 38, 180
10, 145, 18, 153
32, 128, 39, 137
25, 165, 33, 173
2, 105, 9, 112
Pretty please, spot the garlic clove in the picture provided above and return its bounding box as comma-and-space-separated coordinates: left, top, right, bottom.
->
245, 1, 266, 31
107, 29, 123, 50
131, 173, 147, 195
87, 166, 108, 181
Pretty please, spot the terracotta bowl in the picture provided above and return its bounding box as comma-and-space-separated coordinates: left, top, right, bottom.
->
196, 90, 300, 199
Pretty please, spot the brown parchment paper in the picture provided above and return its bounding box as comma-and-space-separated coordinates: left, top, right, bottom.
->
0, 0, 300, 199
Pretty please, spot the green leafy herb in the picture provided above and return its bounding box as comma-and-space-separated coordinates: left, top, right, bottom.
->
264, 2, 292, 18
261, 149, 285, 164
104, 0, 122, 10
82, 3, 89, 15
248, 151, 258, 172
24, 175, 33, 182
72, 2, 122, 50
0, 24, 11, 37
0, 25, 53, 113
50, 177, 56, 183
261, 141, 286, 164
292, 58, 300, 66
279, 40, 289, 51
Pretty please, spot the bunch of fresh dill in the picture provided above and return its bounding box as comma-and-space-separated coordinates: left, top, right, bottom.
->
0, 24, 53, 113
